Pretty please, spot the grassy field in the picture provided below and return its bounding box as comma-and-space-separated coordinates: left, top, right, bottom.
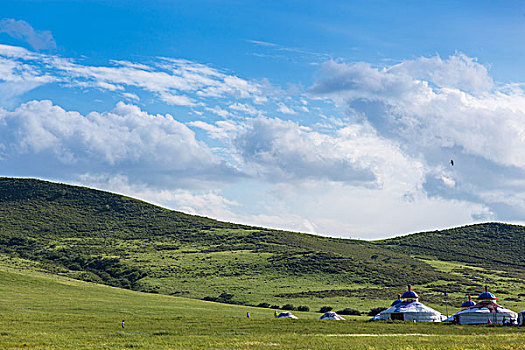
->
2, 258, 525, 349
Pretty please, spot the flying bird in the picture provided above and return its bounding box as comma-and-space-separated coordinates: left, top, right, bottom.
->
450, 160, 454, 167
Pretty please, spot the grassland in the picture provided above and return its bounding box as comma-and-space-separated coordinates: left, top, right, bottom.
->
1, 178, 525, 315
1, 259, 525, 349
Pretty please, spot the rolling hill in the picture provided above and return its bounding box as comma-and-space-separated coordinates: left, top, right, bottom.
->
0, 177, 524, 313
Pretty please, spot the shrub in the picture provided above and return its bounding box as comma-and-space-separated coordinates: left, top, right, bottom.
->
297, 305, 310, 312
203, 292, 240, 304
282, 304, 295, 311
337, 308, 361, 316
367, 307, 387, 316
257, 302, 271, 308
217, 293, 234, 302
319, 306, 333, 313
270, 305, 280, 309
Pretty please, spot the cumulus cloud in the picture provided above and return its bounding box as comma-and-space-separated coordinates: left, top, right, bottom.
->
0, 100, 240, 188
310, 55, 525, 169
390, 53, 493, 94
194, 116, 426, 193
0, 19, 56, 50
309, 53, 525, 222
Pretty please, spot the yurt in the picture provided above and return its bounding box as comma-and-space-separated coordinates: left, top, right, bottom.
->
444, 287, 518, 325
319, 312, 345, 320
371, 285, 446, 322
518, 309, 525, 326
275, 312, 298, 319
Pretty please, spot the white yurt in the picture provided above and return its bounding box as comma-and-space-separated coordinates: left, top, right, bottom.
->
371, 285, 446, 322
444, 287, 518, 325
319, 311, 345, 320
275, 312, 298, 319
518, 309, 525, 326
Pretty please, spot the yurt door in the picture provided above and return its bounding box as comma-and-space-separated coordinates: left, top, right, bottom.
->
391, 313, 404, 321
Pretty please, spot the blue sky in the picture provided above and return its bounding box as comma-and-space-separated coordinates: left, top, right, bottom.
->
1, 0, 525, 238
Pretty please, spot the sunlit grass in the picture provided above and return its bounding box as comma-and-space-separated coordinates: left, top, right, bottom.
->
1, 264, 525, 349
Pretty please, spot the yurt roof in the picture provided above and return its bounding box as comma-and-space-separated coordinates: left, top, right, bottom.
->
461, 296, 475, 308
477, 292, 496, 300
391, 294, 402, 306
381, 301, 443, 315
391, 299, 402, 306
276, 312, 298, 319
319, 312, 345, 320
401, 285, 419, 299
477, 286, 496, 301
461, 300, 476, 308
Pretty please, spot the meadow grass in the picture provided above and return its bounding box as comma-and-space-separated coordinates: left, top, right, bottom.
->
2, 263, 525, 349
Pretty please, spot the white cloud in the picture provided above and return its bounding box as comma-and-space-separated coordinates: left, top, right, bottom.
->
309, 53, 525, 222
0, 100, 239, 187
122, 92, 140, 101
277, 102, 296, 115
0, 44, 267, 107
390, 53, 493, 94
160, 93, 197, 106
205, 106, 230, 118
275, 182, 492, 239
198, 116, 424, 192
0, 47, 56, 105
2, 46, 524, 238
440, 175, 456, 188
229, 102, 261, 116
189, 120, 239, 141
0, 19, 56, 50
310, 55, 525, 170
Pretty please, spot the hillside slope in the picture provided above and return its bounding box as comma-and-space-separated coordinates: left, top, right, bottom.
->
0, 177, 524, 312
379, 223, 525, 273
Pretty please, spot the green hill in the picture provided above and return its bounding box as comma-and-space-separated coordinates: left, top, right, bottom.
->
379, 223, 525, 272
0, 177, 524, 313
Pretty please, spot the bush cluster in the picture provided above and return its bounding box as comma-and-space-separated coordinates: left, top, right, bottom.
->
367, 307, 387, 316
336, 308, 361, 316
203, 293, 242, 305
319, 306, 333, 313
